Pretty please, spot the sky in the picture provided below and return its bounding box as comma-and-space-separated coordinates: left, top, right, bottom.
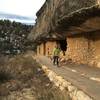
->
0, 0, 45, 24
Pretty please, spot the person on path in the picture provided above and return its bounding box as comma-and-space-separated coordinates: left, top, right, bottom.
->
52, 45, 60, 66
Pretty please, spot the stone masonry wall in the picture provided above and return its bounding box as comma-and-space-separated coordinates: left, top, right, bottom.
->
37, 33, 100, 68
37, 41, 57, 56
37, 46, 40, 55
66, 33, 100, 67
45, 41, 57, 56
88, 33, 100, 67
66, 34, 89, 64
94, 38, 100, 68
37, 44, 44, 55
40, 43, 45, 55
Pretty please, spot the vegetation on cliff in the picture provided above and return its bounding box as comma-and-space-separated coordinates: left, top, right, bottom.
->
0, 20, 33, 55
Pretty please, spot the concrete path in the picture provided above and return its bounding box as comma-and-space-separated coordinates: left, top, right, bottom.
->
36, 56, 100, 100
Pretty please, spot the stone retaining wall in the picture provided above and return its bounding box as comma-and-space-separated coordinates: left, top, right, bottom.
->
40, 64, 93, 100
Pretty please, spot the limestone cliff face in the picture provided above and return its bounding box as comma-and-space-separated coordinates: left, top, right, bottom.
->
29, 0, 99, 42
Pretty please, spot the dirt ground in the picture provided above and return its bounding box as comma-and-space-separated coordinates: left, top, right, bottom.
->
0, 52, 70, 100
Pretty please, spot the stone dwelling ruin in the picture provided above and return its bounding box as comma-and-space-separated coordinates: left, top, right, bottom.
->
28, 0, 100, 67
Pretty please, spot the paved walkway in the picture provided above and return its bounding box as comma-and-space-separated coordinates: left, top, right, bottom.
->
36, 56, 100, 100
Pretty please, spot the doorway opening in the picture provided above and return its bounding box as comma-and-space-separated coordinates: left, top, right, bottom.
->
58, 39, 67, 56
43, 42, 46, 55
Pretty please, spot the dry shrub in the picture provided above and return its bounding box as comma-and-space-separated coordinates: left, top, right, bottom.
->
0, 53, 41, 83
6, 55, 40, 81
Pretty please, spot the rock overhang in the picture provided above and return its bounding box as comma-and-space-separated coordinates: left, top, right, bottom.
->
28, 0, 100, 46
